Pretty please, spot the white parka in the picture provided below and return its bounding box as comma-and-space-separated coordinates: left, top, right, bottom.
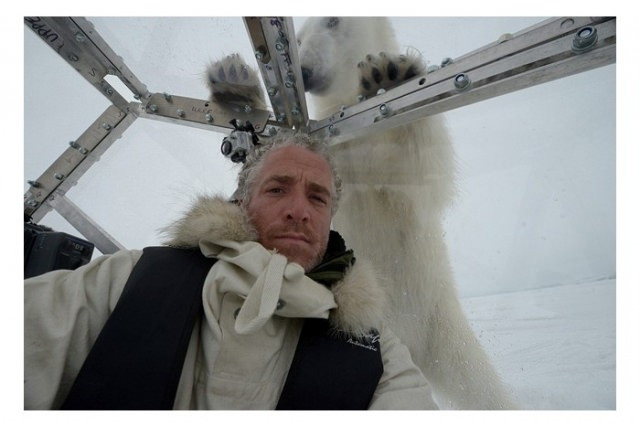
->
24, 196, 438, 410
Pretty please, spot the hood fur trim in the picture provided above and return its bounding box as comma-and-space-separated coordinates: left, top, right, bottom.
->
162, 195, 387, 336
162, 195, 257, 247
329, 259, 388, 336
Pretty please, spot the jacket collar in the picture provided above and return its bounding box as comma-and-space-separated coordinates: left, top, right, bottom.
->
162, 195, 387, 336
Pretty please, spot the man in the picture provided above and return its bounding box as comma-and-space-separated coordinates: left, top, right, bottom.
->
24, 133, 438, 409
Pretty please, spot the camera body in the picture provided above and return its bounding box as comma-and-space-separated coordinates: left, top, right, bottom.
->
24, 222, 94, 279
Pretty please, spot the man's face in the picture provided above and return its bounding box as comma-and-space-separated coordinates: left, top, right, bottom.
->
245, 145, 333, 271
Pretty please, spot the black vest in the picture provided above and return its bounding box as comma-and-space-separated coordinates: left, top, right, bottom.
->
61, 246, 383, 410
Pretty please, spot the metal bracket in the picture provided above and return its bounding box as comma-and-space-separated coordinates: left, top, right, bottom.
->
244, 17, 310, 130
307, 17, 616, 144
24, 105, 137, 222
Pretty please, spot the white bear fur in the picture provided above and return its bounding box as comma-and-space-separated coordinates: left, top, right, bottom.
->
296, 17, 516, 409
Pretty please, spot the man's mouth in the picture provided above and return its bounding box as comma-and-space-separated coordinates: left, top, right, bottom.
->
276, 234, 311, 244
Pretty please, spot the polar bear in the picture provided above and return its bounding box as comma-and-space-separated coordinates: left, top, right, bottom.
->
206, 17, 515, 409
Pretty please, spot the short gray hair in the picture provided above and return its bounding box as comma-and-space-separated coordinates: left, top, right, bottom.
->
236, 132, 342, 215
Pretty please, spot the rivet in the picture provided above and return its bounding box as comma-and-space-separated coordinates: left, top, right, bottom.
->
205, 113, 214, 123
54, 173, 64, 180
68, 53, 79, 62
328, 124, 339, 136
148, 104, 159, 113
27, 180, 40, 188
176, 109, 186, 118
379, 104, 391, 116
267, 86, 278, 97
102, 123, 112, 131
244, 105, 252, 113
74, 32, 86, 43
164, 93, 173, 102
26, 200, 39, 208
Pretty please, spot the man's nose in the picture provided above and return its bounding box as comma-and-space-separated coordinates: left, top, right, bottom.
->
285, 192, 311, 223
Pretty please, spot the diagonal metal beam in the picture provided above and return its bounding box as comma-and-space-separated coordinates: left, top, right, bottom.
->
24, 16, 150, 111
306, 17, 616, 144
24, 105, 137, 222
46, 192, 125, 254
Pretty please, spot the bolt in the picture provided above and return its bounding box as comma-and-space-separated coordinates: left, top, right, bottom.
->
426, 65, 440, 73
441, 57, 453, 67
268, 127, 277, 136
205, 113, 214, 122
277, 113, 286, 123
328, 125, 339, 136
454, 73, 471, 91
26, 200, 39, 208
148, 104, 159, 113
254, 51, 263, 61
244, 105, 252, 113
267, 86, 278, 97
27, 180, 40, 188
74, 32, 86, 43
79, 147, 88, 155
176, 109, 186, 118
291, 107, 300, 116
164, 92, 173, 102
104, 86, 114, 96
275, 37, 288, 51
102, 123, 112, 131
379, 104, 391, 116
54, 173, 64, 180
69, 141, 81, 150
572, 26, 598, 52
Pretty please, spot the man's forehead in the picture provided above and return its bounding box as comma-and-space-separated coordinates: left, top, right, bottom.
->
262, 146, 332, 179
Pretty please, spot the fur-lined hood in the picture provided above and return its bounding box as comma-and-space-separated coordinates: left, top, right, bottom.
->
162, 195, 388, 337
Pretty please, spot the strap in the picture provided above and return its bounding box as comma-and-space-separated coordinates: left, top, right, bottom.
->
61, 247, 216, 410
276, 319, 383, 410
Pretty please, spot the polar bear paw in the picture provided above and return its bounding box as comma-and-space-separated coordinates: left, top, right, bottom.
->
205, 53, 266, 108
357, 50, 426, 99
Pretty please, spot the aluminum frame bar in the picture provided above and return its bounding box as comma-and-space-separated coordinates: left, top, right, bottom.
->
25, 16, 150, 112
137, 92, 272, 135
47, 192, 125, 254
24, 105, 137, 222
244, 17, 310, 130
306, 17, 616, 144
